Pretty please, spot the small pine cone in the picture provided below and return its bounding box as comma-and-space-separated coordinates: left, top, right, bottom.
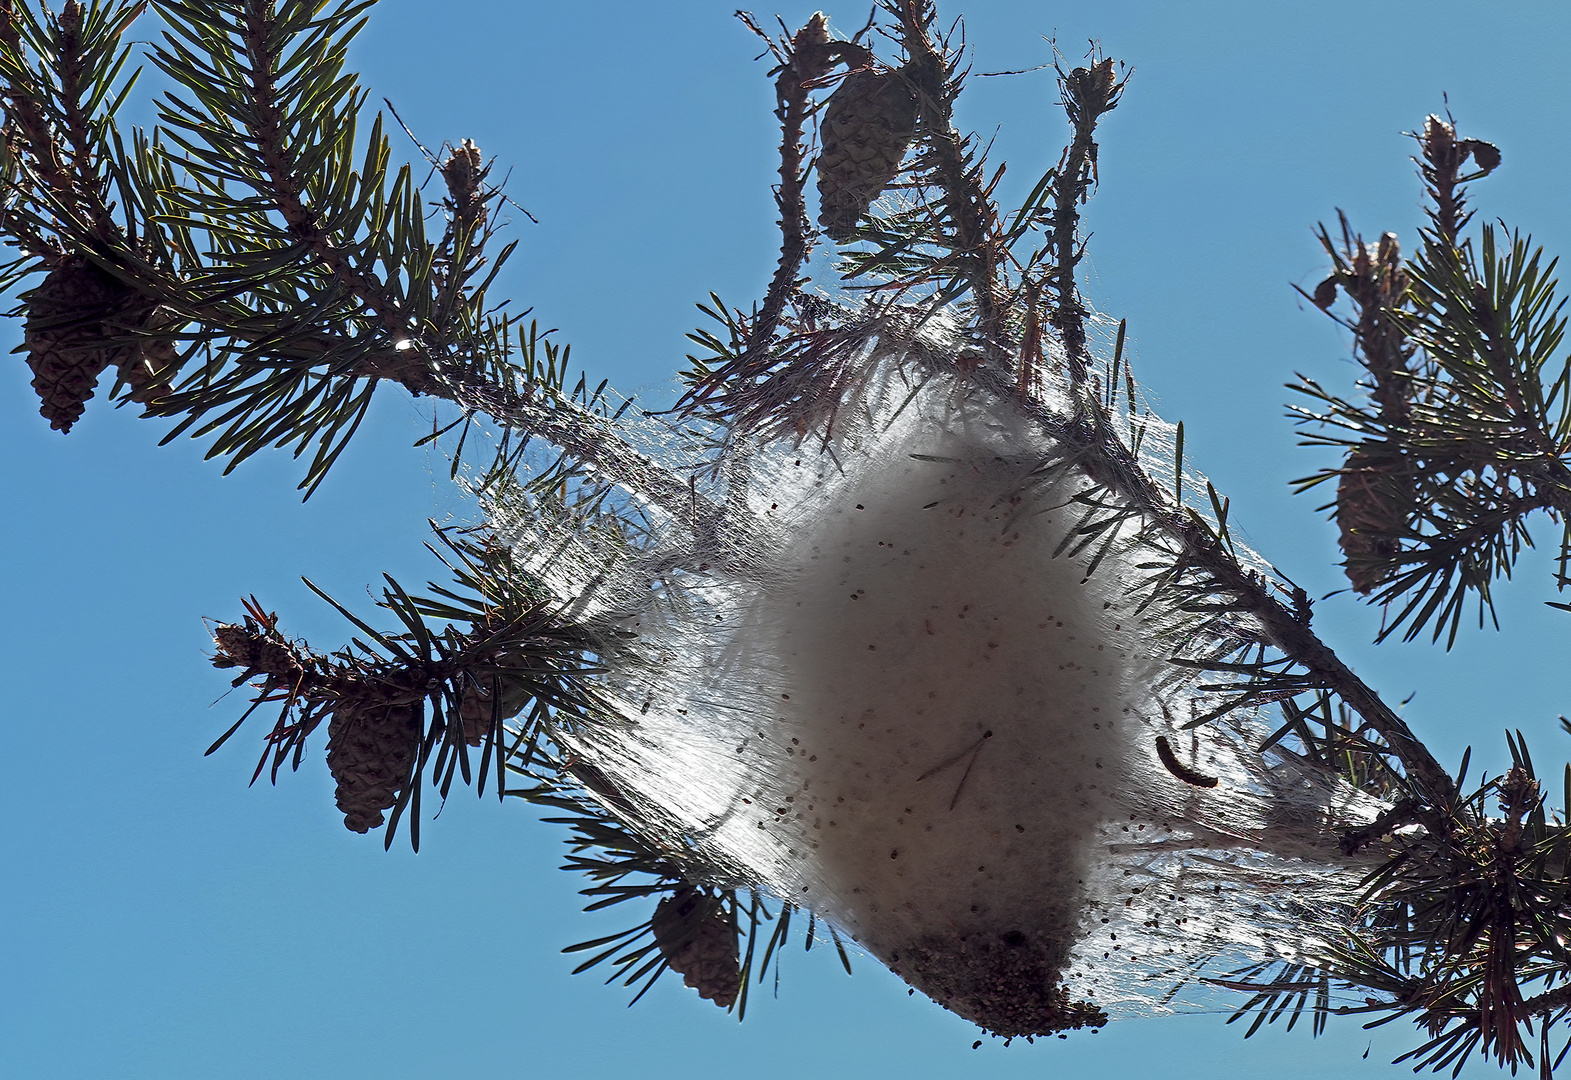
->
327, 705, 420, 833
119, 306, 183, 405
652, 887, 740, 1008
793, 12, 830, 57
1422, 116, 1462, 175
211, 622, 303, 679
24, 260, 133, 432
441, 139, 487, 233
1337, 444, 1411, 594
441, 139, 483, 196
458, 678, 495, 746
458, 662, 538, 745
817, 68, 919, 241
1064, 57, 1118, 119
1498, 765, 1537, 819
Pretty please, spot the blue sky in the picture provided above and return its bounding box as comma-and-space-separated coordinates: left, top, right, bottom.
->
4, 2, 1571, 1077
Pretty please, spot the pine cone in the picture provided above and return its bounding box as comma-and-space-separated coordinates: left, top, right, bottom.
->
1337, 443, 1411, 594
1063, 58, 1118, 120
652, 887, 740, 1008
211, 622, 304, 680
326, 705, 419, 833
458, 684, 491, 746
118, 306, 183, 406
441, 138, 488, 234
817, 68, 919, 241
441, 139, 483, 201
458, 660, 540, 745
23, 259, 134, 432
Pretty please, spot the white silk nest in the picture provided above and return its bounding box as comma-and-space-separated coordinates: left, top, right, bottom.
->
492, 324, 1387, 1036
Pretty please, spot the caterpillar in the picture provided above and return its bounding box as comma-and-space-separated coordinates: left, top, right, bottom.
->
1155, 736, 1219, 788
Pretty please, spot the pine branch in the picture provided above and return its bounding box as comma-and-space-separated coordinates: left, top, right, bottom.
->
0, 0, 721, 520
228, 0, 430, 391
1047, 54, 1122, 388
1226, 753, 1571, 1075
444, 359, 712, 527
1295, 113, 1571, 643
208, 528, 609, 848
737, 13, 838, 360
13, 0, 1568, 1055
0, 0, 120, 252
890, 0, 1004, 357
674, 14, 867, 416
687, 2, 1460, 810
1522, 982, 1571, 1020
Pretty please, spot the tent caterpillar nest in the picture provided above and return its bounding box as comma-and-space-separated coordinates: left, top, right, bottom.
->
518, 349, 1387, 1035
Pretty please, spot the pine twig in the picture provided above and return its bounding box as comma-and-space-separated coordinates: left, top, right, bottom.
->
1339, 797, 1421, 855
430, 138, 496, 328
734, 13, 845, 362
447, 372, 711, 527
0, 0, 136, 259
0, 0, 81, 240
1521, 982, 1571, 1020
1418, 113, 1498, 249
235, 0, 435, 397
892, 0, 1006, 359
1313, 218, 1418, 595
1048, 54, 1122, 388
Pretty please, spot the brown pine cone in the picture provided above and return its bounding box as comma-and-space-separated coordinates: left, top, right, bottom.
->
652, 887, 740, 1008
326, 705, 420, 833
441, 138, 488, 234
458, 661, 540, 745
817, 68, 919, 241
24, 259, 134, 432
441, 139, 483, 200
118, 306, 183, 406
1063, 58, 1118, 121
458, 684, 491, 746
1337, 443, 1411, 594
211, 622, 304, 680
